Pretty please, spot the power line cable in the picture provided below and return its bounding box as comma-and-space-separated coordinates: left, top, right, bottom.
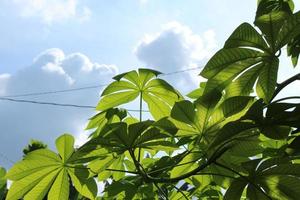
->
160, 66, 203, 76
0, 97, 149, 112
1, 84, 107, 98
1, 66, 204, 98
0, 97, 95, 108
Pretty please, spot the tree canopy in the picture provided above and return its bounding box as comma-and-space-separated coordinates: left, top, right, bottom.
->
1, 0, 300, 199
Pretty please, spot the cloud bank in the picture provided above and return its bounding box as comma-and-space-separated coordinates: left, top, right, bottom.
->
135, 21, 217, 92
12, 0, 91, 24
0, 48, 117, 167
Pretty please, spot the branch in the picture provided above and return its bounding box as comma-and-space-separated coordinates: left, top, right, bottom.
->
214, 162, 272, 200
271, 73, 300, 102
105, 168, 139, 174
172, 185, 189, 200
147, 147, 228, 183
196, 172, 237, 179
138, 92, 143, 162
269, 96, 300, 105
153, 182, 168, 200
128, 149, 149, 180
147, 159, 199, 175
128, 141, 228, 183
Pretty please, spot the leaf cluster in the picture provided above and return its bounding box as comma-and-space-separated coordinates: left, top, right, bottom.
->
3, 0, 300, 199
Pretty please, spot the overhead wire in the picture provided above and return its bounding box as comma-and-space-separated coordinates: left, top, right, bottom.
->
0, 66, 204, 110
0, 97, 149, 112
1, 84, 108, 98
0, 66, 204, 98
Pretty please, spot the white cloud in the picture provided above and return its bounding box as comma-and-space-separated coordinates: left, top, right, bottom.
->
0, 74, 11, 96
0, 48, 117, 167
139, 0, 148, 4
12, 0, 91, 24
135, 21, 217, 93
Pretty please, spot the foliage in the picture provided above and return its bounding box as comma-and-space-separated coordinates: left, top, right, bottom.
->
3, 0, 300, 199
0, 167, 7, 200
22, 140, 48, 156
6, 134, 97, 200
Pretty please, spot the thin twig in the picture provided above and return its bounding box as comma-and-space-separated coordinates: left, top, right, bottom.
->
106, 168, 139, 174
269, 96, 300, 104
154, 182, 168, 200
196, 172, 237, 179
172, 185, 189, 200
271, 73, 300, 102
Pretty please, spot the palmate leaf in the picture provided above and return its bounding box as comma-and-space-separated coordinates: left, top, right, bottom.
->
86, 108, 127, 138
169, 91, 222, 137
257, 1, 300, 66
6, 134, 97, 200
223, 158, 300, 200
287, 34, 300, 67
170, 92, 254, 142
0, 167, 7, 199
224, 178, 247, 200
82, 120, 177, 153
96, 68, 182, 120
200, 22, 282, 103
275, 10, 300, 50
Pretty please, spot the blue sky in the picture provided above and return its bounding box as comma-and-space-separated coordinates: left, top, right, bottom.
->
0, 0, 258, 74
0, 0, 299, 168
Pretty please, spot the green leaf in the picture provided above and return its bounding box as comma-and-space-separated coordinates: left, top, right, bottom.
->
171, 100, 196, 125
260, 125, 291, 140
276, 11, 300, 50
200, 48, 263, 80
226, 64, 262, 97
246, 184, 270, 200
101, 80, 138, 95
170, 152, 202, 178
6, 166, 59, 200
200, 21, 281, 103
47, 169, 69, 200
68, 168, 97, 200
224, 178, 247, 200
224, 22, 269, 51
97, 91, 139, 111
260, 175, 300, 199
195, 90, 222, 132
207, 96, 254, 131
224, 159, 300, 200
104, 178, 137, 199
259, 164, 300, 177
287, 34, 300, 67
127, 121, 153, 146
209, 122, 257, 150
228, 139, 263, 157
255, 10, 290, 50
23, 169, 59, 200
56, 134, 75, 162
242, 99, 264, 122
0, 167, 7, 200
256, 58, 279, 102
221, 96, 254, 118
97, 69, 181, 120
88, 154, 115, 173
6, 134, 96, 200
187, 82, 206, 99
152, 117, 178, 136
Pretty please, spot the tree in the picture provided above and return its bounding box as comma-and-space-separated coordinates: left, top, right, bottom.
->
3, 0, 300, 199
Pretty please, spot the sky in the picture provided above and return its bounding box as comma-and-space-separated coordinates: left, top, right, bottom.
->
0, 0, 299, 168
